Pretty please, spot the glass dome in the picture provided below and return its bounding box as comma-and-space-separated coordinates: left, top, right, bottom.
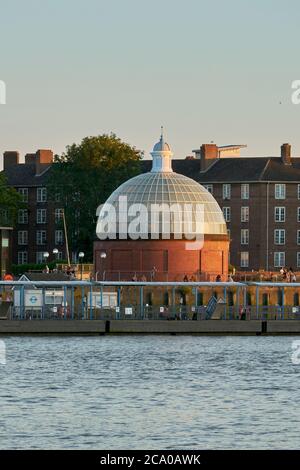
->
102, 171, 227, 236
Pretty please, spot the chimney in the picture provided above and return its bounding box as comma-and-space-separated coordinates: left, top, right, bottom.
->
3, 151, 19, 170
35, 149, 53, 175
25, 153, 36, 164
200, 144, 218, 171
281, 143, 291, 165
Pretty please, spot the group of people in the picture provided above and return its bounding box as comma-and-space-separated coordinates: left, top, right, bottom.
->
279, 267, 297, 282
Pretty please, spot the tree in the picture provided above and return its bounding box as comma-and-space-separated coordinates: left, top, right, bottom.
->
0, 173, 22, 225
47, 133, 142, 260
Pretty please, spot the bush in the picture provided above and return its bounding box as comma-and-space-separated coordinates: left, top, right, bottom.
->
11, 261, 68, 276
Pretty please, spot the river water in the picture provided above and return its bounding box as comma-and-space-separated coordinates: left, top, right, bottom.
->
0, 335, 299, 449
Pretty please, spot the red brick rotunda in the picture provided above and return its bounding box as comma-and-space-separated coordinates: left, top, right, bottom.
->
94, 132, 229, 281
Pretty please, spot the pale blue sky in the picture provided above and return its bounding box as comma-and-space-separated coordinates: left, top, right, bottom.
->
1, 0, 300, 164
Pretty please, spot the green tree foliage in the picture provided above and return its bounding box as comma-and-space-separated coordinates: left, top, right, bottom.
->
47, 134, 142, 260
0, 173, 22, 225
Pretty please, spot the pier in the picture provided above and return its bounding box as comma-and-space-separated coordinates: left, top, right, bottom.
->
1, 280, 300, 334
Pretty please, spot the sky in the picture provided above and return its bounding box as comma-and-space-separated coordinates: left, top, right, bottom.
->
1, 0, 300, 165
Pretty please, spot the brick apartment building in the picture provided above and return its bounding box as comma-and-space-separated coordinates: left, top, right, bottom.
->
2, 150, 66, 266
3, 141, 300, 272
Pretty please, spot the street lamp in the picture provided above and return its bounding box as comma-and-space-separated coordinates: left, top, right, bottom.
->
100, 252, 107, 280
78, 251, 85, 280
43, 252, 49, 273
53, 248, 58, 257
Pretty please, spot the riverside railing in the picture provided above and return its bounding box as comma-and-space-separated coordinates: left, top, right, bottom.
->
1, 280, 300, 321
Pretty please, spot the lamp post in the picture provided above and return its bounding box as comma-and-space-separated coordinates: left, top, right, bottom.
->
100, 252, 107, 280
78, 252, 85, 280
43, 252, 49, 273
52, 247, 58, 264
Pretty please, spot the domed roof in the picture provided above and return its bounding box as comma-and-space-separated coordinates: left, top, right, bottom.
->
103, 171, 227, 236
98, 131, 227, 238
153, 135, 171, 152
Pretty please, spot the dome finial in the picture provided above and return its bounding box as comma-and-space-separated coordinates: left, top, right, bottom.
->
161, 125, 164, 139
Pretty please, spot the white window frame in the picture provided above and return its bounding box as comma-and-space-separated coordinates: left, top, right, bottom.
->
55, 208, 64, 224
18, 230, 28, 245
297, 230, 300, 245
18, 251, 28, 264
275, 207, 285, 223
37, 187, 47, 203
240, 252, 249, 268
222, 184, 231, 200
36, 252, 45, 264
18, 188, 28, 203
203, 184, 213, 194
36, 208, 47, 224
241, 206, 249, 222
275, 184, 286, 200
241, 183, 249, 200
222, 207, 231, 222
18, 209, 28, 224
36, 230, 46, 245
274, 229, 285, 245
55, 230, 64, 245
241, 229, 249, 245
297, 252, 300, 268
298, 184, 300, 200
297, 207, 300, 223
274, 252, 285, 268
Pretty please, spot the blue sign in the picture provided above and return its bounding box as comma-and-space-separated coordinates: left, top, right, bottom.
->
29, 296, 38, 304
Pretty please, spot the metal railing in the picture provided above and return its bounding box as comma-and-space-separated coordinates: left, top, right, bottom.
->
1, 280, 300, 321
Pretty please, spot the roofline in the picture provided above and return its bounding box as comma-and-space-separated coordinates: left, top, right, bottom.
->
197, 180, 300, 184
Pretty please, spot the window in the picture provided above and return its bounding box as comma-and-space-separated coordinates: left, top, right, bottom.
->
223, 184, 231, 200
36, 208, 47, 224
18, 209, 28, 224
222, 207, 231, 222
55, 208, 64, 224
0, 209, 9, 224
275, 184, 286, 199
18, 251, 28, 264
297, 253, 300, 268
241, 184, 249, 200
203, 184, 213, 194
37, 187, 47, 202
18, 188, 28, 202
274, 252, 285, 268
36, 230, 46, 245
241, 229, 249, 245
36, 252, 45, 264
297, 230, 300, 245
298, 207, 300, 222
240, 252, 249, 268
241, 206, 249, 222
298, 184, 300, 200
18, 231, 28, 245
55, 230, 64, 245
274, 229, 285, 245
275, 207, 285, 223
55, 192, 61, 202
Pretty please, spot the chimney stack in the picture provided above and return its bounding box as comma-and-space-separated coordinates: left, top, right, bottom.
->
200, 144, 218, 171
35, 149, 53, 175
25, 153, 36, 164
3, 151, 19, 170
281, 143, 291, 165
